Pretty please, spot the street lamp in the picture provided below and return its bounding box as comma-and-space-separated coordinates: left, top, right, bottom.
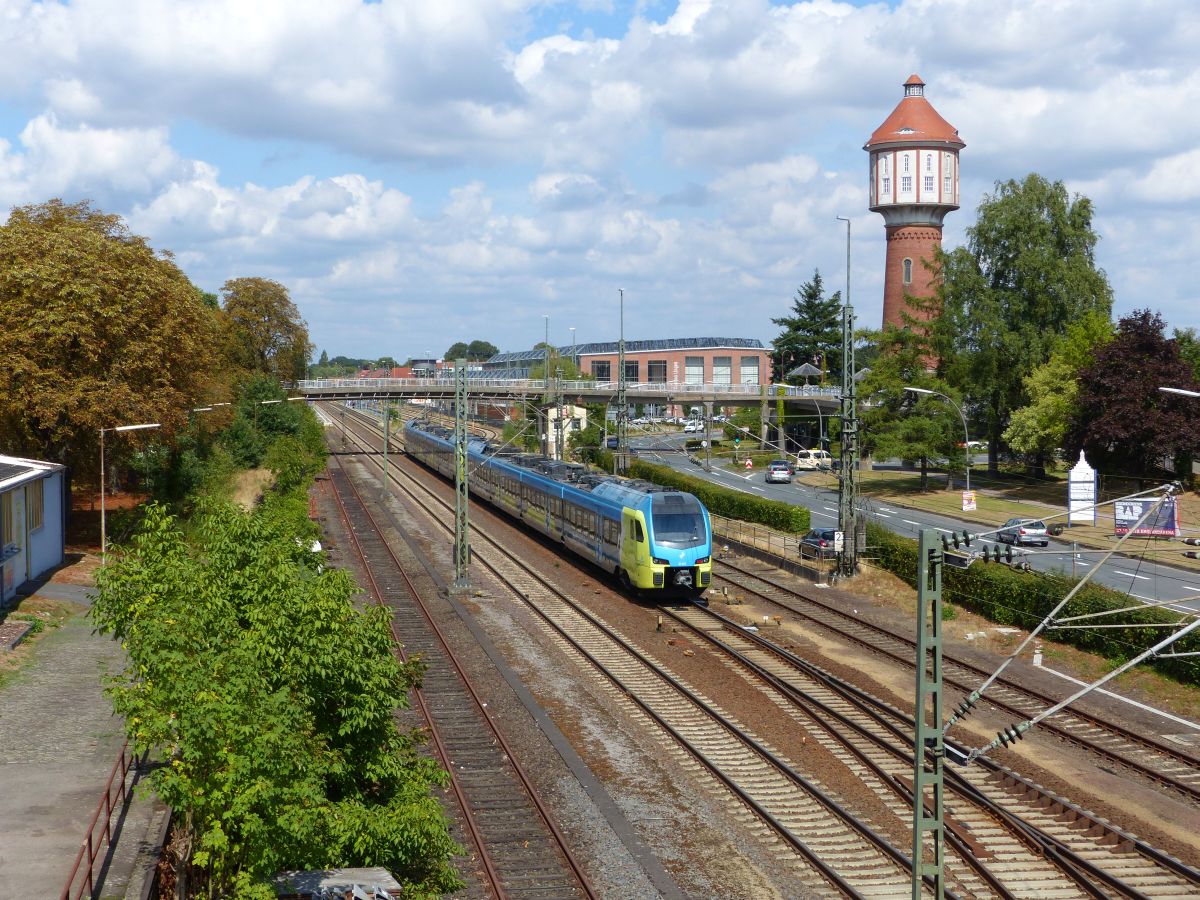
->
904, 386, 971, 491
99, 422, 161, 559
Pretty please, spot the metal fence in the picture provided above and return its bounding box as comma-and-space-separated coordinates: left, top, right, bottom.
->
60, 741, 146, 900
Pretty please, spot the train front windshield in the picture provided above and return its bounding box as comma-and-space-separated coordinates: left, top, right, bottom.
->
651, 494, 707, 550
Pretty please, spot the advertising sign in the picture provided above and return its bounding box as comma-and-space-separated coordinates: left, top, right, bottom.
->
1114, 497, 1178, 537
961, 490, 977, 512
1068, 451, 1098, 525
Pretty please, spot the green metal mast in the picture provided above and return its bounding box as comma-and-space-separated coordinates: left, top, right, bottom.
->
616, 288, 628, 474
837, 216, 860, 577
453, 358, 470, 591
912, 528, 945, 899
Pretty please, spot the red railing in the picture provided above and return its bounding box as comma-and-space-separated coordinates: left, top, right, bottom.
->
60, 740, 144, 900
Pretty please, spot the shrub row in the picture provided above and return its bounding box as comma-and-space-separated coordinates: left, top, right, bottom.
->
630, 459, 811, 534
869, 522, 1200, 686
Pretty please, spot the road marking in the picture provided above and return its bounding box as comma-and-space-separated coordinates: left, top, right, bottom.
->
879, 507, 895, 513
1185, 584, 1200, 592
1115, 570, 1151, 581
748, 486, 765, 494
876, 513, 892, 518
823, 506, 837, 512
902, 519, 922, 526
935, 527, 953, 534
811, 511, 837, 520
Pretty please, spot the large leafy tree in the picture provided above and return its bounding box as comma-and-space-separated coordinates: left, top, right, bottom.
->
860, 327, 964, 491
467, 339, 499, 359
771, 270, 842, 383
1065, 309, 1200, 478
0, 199, 219, 478
1003, 311, 1114, 471
934, 174, 1113, 473
221, 277, 313, 382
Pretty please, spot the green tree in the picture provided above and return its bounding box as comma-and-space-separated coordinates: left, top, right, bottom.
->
860, 328, 964, 491
1003, 311, 1114, 469
92, 501, 462, 898
934, 174, 1113, 474
467, 340, 499, 360
444, 341, 470, 360
1066, 309, 1200, 479
771, 270, 842, 383
0, 199, 219, 479
221, 277, 313, 382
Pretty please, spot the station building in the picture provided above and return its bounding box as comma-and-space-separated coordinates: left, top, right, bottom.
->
484, 337, 770, 388
1, 455, 67, 605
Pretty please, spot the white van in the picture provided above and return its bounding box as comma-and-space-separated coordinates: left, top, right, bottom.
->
794, 449, 833, 471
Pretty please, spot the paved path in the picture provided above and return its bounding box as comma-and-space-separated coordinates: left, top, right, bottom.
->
0, 585, 161, 898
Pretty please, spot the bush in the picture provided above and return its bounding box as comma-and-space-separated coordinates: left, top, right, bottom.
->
868, 522, 1200, 685
630, 460, 811, 533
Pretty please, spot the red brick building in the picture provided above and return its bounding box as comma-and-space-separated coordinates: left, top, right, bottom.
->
865, 75, 964, 330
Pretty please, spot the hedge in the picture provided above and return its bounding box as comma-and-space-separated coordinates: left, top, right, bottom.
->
869, 522, 1200, 686
629, 460, 811, 534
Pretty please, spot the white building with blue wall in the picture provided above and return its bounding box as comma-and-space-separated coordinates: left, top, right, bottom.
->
0, 455, 67, 605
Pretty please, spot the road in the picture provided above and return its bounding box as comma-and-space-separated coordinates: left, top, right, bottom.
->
627, 429, 1200, 614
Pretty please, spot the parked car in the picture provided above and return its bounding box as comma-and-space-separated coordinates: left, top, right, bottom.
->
997, 518, 1049, 547
683, 421, 703, 433
631, 417, 649, 426
765, 460, 793, 483
795, 448, 834, 471
799, 528, 839, 559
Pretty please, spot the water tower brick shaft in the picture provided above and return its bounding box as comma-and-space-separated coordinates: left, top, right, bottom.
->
865, 75, 964, 330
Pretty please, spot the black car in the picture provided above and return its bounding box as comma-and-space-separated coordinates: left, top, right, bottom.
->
799, 528, 839, 559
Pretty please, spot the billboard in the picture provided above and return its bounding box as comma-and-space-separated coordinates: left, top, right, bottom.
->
1114, 497, 1178, 537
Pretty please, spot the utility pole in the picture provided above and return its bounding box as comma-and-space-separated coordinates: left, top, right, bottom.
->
836, 215, 860, 577
912, 528, 945, 899
453, 358, 470, 591
704, 400, 713, 472
616, 288, 629, 474
381, 404, 391, 495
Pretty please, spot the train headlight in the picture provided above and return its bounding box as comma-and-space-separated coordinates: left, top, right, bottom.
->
652, 557, 669, 566
696, 557, 710, 564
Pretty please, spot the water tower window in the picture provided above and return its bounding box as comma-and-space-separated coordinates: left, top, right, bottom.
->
901, 175, 912, 193
924, 175, 934, 193
903, 155, 910, 173
944, 174, 952, 194
903, 258, 913, 284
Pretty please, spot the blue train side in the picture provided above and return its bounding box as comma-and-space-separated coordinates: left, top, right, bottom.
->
403, 420, 712, 597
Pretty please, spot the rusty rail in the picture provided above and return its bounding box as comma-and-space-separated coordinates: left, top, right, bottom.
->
60, 739, 145, 900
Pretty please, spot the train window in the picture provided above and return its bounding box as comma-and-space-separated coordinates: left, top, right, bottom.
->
651, 494, 705, 549
635, 521, 645, 542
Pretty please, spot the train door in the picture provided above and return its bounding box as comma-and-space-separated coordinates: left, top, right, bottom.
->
619, 507, 649, 588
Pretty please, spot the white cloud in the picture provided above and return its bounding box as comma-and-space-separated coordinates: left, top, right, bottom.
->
0, 0, 1197, 355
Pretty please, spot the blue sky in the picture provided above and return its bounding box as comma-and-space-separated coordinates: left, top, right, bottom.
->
1, 0, 1198, 361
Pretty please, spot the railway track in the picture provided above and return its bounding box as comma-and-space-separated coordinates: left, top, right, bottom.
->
324, 453, 594, 899
713, 554, 1200, 805
327, 406, 930, 896
329, 405, 1200, 895
663, 601, 1200, 898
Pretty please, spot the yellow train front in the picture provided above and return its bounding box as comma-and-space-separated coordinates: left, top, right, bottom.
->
403, 419, 712, 599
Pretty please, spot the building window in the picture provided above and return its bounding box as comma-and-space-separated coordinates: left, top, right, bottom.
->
903, 155, 910, 173
0, 491, 10, 548
882, 157, 889, 175
903, 258, 913, 284
901, 176, 912, 193
27, 479, 43, 532
624, 361, 639, 383
591, 360, 611, 381
647, 360, 667, 383
685, 356, 704, 385
924, 175, 934, 193
740, 356, 759, 385
944, 175, 952, 195
925, 154, 932, 171
712, 356, 732, 385
882, 177, 891, 194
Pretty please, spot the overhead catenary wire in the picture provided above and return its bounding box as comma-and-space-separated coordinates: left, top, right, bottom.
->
944, 486, 1176, 735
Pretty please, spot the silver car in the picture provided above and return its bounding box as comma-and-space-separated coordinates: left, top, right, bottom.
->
997, 518, 1048, 547
765, 460, 792, 484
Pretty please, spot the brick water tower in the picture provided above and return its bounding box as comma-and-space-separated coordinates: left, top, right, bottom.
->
865, 75, 964, 329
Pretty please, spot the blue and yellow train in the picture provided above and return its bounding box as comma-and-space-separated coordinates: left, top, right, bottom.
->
404, 420, 712, 597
